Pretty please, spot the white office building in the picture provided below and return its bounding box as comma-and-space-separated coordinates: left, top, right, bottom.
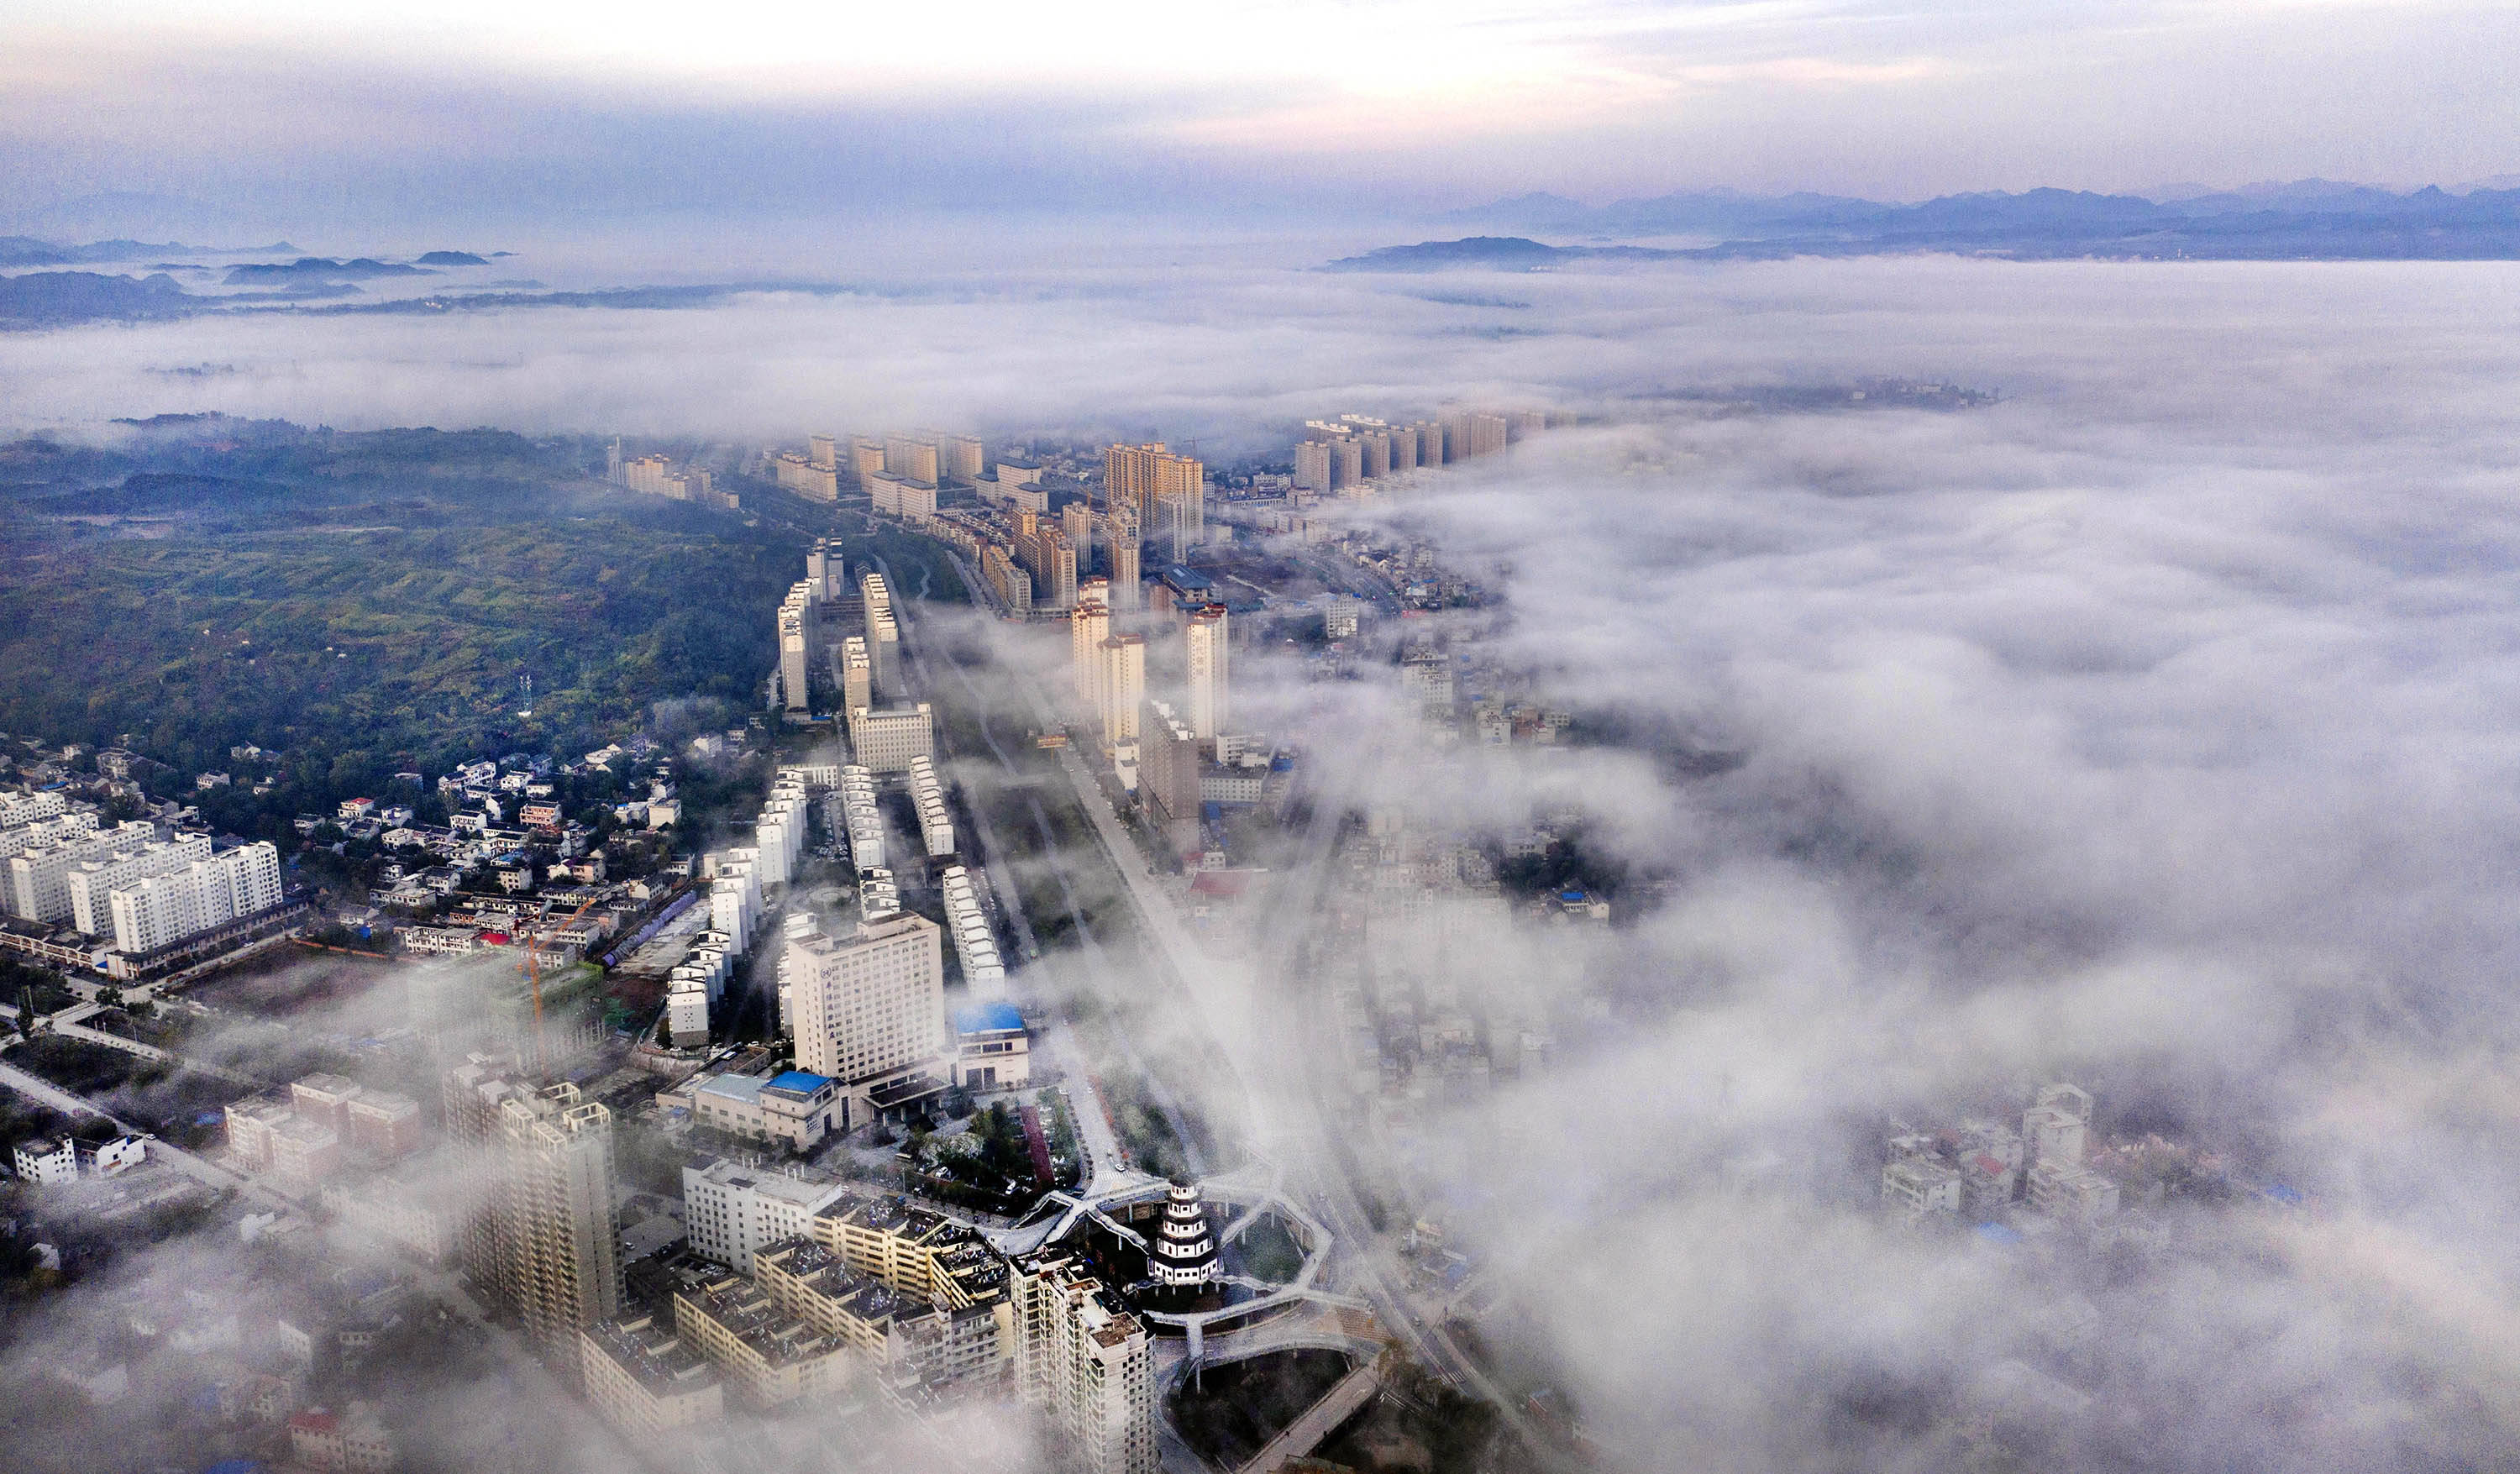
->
785, 914, 946, 1130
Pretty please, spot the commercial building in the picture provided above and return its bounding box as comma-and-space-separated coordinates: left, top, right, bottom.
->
689, 1070, 843, 1151
1010, 1252, 1158, 1474
846, 703, 934, 775
951, 1002, 1031, 1093
580, 1315, 726, 1440
785, 913, 948, 1129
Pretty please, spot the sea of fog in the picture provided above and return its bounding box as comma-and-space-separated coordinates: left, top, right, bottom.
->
8, 249, 2520, 1469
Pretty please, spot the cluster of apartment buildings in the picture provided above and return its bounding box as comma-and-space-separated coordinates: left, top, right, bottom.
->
224, 1072, 424, 1193
1067, 578, 1288, 858
2, 789, 291, 975
589, 1167, 1152, 1473
611, 442, 738, 510
770, 544, 936, 775
1291, 409, 1546, 496
1882, 1083, 2124, 1230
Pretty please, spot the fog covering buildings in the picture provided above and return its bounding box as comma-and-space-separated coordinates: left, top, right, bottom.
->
7, 202, 2520, 1474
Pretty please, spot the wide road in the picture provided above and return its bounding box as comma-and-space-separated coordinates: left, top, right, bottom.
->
895, 528, 1561, 1464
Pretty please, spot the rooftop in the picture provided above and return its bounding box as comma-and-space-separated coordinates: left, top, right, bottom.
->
952, 1001, 1024, 1035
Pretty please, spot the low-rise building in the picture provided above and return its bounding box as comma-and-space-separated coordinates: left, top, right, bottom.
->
952, 1002, 1031, 1094
580, 1314, 726, 1439
689, 1070, 843, 1151
13, 1136, 77, 1186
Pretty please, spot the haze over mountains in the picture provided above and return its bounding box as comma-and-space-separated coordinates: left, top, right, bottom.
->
1386, 180, 2520, 264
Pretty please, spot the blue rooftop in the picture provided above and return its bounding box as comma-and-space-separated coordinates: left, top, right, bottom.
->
954, 1001, 1026, 1034
764, 1070, 835, 1095
1973, 1222, 2024, 1246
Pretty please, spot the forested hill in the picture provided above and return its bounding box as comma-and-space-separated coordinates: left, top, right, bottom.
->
0, 420, 802, 794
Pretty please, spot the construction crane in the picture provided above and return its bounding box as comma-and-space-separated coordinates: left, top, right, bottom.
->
522, 893, 604, 1074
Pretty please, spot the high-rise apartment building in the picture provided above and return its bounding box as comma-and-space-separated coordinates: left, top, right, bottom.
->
1294, 441, 1332, 494
861, 573, 902, 699
1109, 511, 1142, 611
442, 1060, 621, 1373
1010, 1253, 1158, 1474
777, 580, 818, 713
1015, 517, 1079, 611
774, 454, 840, 501
1099, 634, 1146, 753
785, 914, 946, 1130
808, 434, 837, 471
1071, 580, 1110, 715
1184, 604, 1228, 740
885, 434, 942, 485
850, 437, 886, 485
985, 544, 1034, 615
1062, 501, 1096, 568
942, 434, 986, 484
840, 636, 872, 716
1102, 443, 1201, 532
497, 1088, 622, 1366
807, 538, 845, 600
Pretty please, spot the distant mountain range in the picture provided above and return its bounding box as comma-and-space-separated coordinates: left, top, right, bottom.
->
0, 243, 515, 326
0, 236, 301, 268
1342, 182, 2520, 265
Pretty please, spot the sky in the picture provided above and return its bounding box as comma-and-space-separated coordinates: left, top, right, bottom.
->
7, 0, 2520, 235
